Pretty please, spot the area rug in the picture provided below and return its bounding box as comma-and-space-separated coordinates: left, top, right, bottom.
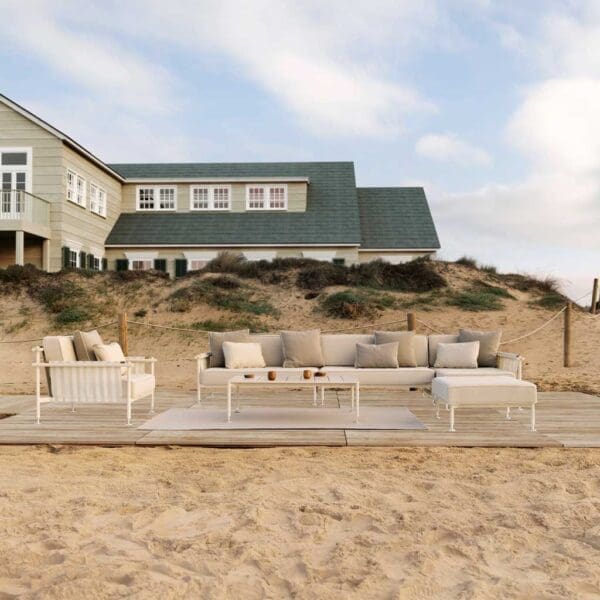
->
138, 406, 427, 430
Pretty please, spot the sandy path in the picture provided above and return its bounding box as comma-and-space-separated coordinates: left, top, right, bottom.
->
0, 446, 598, 599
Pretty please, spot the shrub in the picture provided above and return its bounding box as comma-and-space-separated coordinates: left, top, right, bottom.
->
499, 273, 561, 294
535, 292, 566, 310
191, 317, 268, 333
133, 308, 148, 318
110, 270, 169, 283
31, 280, 87, 314
296, 263, 348, 290
206, 275, 242, 289
473, 281, 514, 299
480, 264, 497, 274
0, 264, 43, 288
320, 290, 396, 319
455, 256, 478, 269
54, 306, 89, 325
448, 291, 504, 311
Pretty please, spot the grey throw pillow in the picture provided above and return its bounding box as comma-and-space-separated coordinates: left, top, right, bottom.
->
209, 330, 250, 368
280, 330, 324, 367
374, 331, 417, 367
73, 330, 104, 361
458, 328, 502, 367
355, 342, 399, 368
434, 341, 480, 369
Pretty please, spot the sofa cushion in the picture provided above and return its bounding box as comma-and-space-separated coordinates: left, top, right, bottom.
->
222, 341, 266, 369
249, 334, 284, 367
374, 331, 417, 367
434, 342, 479, 369
209, 330, 250, 368
458, 328, 502, 367
355, 342, 399, 368
43, 336, 77, 362
428, 334, 459, 365
122, 373, 155, 400
281, 330, 324, 368
434, 368, 515, 378
432, 376, 536, 406
326, 367, 435, 386
414, 335, 429, 367
321, 334, 374, 366
73, 329, 103, 361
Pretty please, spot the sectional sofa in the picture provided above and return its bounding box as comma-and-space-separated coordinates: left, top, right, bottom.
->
195, 333, 522, 401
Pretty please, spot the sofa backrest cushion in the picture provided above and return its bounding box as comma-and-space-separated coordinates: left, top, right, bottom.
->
428, 334, 459, 366
355, 342, 399, 368
209, 330, 250, 368
281, 329, 324, 368
249, 334, 284, 366
73, 329, 104, 361
374, 331, 417, 367
414, 335, 428, 367
43, 336, 77, 362
321, 334, 374, 366
458, 328, 501, 367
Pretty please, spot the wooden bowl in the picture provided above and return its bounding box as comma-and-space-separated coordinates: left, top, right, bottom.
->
244, 374, 255, 379
314, 371, 327, 377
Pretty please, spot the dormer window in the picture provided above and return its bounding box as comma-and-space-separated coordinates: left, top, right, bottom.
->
246, 184, 287, 210
136, 186, 177, 211
190, 185, 231, 210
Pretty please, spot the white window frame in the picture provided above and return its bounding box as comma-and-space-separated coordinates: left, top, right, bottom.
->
136, 186, 177, 211
125, 251, 158, 271
0, 147, 32, 194
183, 251, 218, 271
189, 185, 231, 211
246, 184, 287, 210
89, 183, 107, 217
66, 169, 86, 207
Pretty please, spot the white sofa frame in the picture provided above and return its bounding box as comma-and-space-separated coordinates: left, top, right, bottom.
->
194, 348, 524, 404
33, 347, 157, 425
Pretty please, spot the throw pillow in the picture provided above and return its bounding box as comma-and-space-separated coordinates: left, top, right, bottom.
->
355, 342, 399, 368
93, 342, 126, 363
434, 341, 480, 369
280, 330, 324, 368
458, 328, 502, 367
208, 330, 250, 368
374, 330, 417, 367
222, 342, 266, 369
73, 329, 104, 361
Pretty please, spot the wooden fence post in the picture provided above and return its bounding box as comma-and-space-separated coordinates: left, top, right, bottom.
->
407, 312, 416, 332
119, 312, 129, 356
563, 302, 572, 367
591, 278, 598, 315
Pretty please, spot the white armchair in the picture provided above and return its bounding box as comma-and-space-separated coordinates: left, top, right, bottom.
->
33, 343, 156, 425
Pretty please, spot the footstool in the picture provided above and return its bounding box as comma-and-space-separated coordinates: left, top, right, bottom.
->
431, 376, 537, 432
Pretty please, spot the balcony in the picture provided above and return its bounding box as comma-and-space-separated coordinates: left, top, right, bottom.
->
0, 189, 51, 238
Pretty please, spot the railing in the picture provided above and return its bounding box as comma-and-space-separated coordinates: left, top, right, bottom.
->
0, 189, 50, 227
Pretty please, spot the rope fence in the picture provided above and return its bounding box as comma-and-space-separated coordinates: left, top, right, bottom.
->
0, 320, 118, 345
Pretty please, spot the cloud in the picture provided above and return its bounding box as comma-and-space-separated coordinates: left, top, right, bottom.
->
415, 133, 491, 166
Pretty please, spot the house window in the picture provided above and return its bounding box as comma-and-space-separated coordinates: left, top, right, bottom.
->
66, 170, 86, 207
76, 175, 86, 206
69, 249, 78, 268
89, 183, 107, 217
67, 171, 76, 202
137, 186, 177, 211
131, 259, 153, 271
190, 185, 231, 210
246, 184, 287, 210
92, 256, 101, 271
247, 186, 265, 209
0, 148, 31, 206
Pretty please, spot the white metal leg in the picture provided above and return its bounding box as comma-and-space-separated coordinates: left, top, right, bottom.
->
227, 382, 232, 422
196, 384, 202, 406
506, 406, 511, 420
531, 404, 536, 431
355, 383, 360, 423
436, 401, 440, 419
321, 386, 325, 406
313, 386, 317, 406
449, 406, 455, 432
351, 386, 355, 411
150, 390, 155, 414
35, 363, 41, 425
235, 385, 241, 413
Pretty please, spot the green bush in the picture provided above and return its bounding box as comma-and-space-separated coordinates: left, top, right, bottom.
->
455, 256, 478, 268
55, 306, 89, 325
349, 258, 446, 292
535, 292, 566, 310
133, 308, 148, 318
296, 263, 348, 290
473, 281, 514, 299
32, 280, 87, 314
206, 275, 242, 289
499, 273, 560, 294
191, 317, 268, 333
0, 264, 43, 288
448, 291, 504, 311
320, 289, 396, 320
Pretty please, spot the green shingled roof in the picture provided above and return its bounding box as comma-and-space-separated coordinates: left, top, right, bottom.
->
357, 187, 440, 249
106, 162, 361, 246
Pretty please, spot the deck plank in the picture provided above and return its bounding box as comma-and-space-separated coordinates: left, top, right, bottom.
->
0, 389, 597, 447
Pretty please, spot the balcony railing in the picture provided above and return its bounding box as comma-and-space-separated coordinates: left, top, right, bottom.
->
0, 189, 50, 228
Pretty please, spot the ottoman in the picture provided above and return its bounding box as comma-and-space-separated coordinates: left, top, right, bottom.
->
431, 376, 537, 432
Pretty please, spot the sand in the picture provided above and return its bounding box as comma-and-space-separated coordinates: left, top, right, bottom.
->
0, 445, 598, 599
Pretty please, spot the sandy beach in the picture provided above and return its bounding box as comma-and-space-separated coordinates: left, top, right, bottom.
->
0, 445, 598, 599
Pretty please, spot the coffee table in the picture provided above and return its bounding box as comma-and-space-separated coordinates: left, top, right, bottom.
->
226, 373, 360, 423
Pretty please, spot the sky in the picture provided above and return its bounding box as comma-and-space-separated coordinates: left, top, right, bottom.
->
0, 0, 598, 302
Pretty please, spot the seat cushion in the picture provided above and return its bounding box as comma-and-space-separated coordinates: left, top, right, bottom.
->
73, 330, 104, 361
321, 334, 374, 366
122, 373, 155, 400
200, 367, 306, 386
435, 368, 515, 378
323, 367, 435, 386
432, 376, 536, 406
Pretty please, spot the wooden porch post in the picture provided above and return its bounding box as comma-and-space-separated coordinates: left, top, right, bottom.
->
407, 312, 416, 332
591, 278, 598, 315
119, 312, 129, 356
563, 302, 572, 367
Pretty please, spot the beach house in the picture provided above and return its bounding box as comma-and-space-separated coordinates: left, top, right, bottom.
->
0, 94, 440, 277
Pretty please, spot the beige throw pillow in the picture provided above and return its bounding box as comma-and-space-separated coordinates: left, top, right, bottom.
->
280, 330, 324, 368
355, 342, 399, 368
374, 330, 417, 367
73, 329, 104, 361
458, 328, 502, 367
93, 342, 126, 363
434, 341, 480, 369
222, 342, 266, 369
209, 330, 250, 368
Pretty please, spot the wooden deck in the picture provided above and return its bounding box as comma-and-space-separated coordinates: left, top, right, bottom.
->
0, 389, 598, 448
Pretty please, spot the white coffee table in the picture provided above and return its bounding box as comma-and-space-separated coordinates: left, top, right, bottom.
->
226, 373, 360, 423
